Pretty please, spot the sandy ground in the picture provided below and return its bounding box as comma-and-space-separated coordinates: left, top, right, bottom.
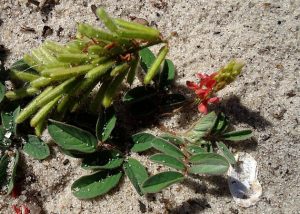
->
0, 0, 299, 213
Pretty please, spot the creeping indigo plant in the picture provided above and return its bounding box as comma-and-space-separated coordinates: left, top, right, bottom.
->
0, 8, 253, 201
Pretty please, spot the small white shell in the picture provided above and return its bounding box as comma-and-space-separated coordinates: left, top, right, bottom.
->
227, 152, 262, 207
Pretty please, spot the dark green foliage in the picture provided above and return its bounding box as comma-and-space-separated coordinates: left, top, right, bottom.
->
81, 150, 123, 170
96, 107, 117, 142
48, 120, 97, 153
72, 170, 122, 199
142, 171, 184, 193
123, 158, 148, 196
23, 135, 50, 160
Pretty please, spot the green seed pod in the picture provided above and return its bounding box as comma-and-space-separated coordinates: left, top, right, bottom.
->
44, 41, 67, 54
30, 77, 53, 88
31, 49, 49, 65
34, 120, 45, 136
102, 69, 128, 108
15, 86, 53, 124
96, 8, 119, 33
144, 45, 169, 84
30, 96, 61, 127
45, 64, 94, 80
88, 45, 107, 56
5, 87, 39, 100
78, 23, 129, 45
44, 62, 70, 69
90, 79, 111, 113
56, 94, 71, 113
78, 23, 117, 42
40, 46, 58, 63
36, 77, 78, 108
85, 60, 115, 79
110, 63, 129, 76
91, 57, 109, 65
23, 54, 44, 72
57, 53, 98, 64
9, 71, 39, 82
118, 29, 160, 41
114, 18, 160, 38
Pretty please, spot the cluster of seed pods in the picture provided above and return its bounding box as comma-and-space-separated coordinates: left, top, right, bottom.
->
5, 8, 169, 136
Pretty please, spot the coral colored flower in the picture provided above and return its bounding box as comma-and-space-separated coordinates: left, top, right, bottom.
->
187, 72, 220, 114
198, 97, 220, 114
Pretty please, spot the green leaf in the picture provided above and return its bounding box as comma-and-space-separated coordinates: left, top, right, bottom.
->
211, 112, 228, 134
0, 154, 9, 186
216, 142, 236, 165
6, 150, 20, 195
131, 132, 155, 152
23, 135, 50, 160
160, 133, 184, 145
151, 137, 184, 159
142, 171, 184, 193
149, 154, 185, 170
159, 59, 175, 88
186, 145, 206, 155
160, 94, 186, 112
48, 120, 97, 153
96, 107, 117, 142
0, 82, 5, 103
123, 158, 148, 196
185, 111, 217, 143
82, 150, 124, 170
1, 106, 20, 135
222, 130, 252, 141
188, 153, 229, 175
72, 171, 122, 199
122, 86, 156, 104
139, 47, 156, 73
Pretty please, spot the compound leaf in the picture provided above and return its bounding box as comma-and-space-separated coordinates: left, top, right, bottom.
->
48, 120, 97, 153
1, 106, 20, 135
72, 171, 122, 199
149, 153, 185, 170
142, 171, 184, 193
185, 111, 217, 143
159, 59, 175, 88
189, 153, 229, 175
186, 145, 206, 155
216, 141, 236, 165
160, 133, 184, 145
222, 130, 252, 141
82, 150, 123, 170
131, 132, 155, 152
23, 135, 50, 160
151, 137, 184, 159
211, 112, 228, 134
139, 47, 156, 73
123, 158, 148, 196
96, 107, 117, 142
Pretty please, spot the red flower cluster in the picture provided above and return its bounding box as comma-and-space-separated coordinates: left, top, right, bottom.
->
186, 72, 220, 114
